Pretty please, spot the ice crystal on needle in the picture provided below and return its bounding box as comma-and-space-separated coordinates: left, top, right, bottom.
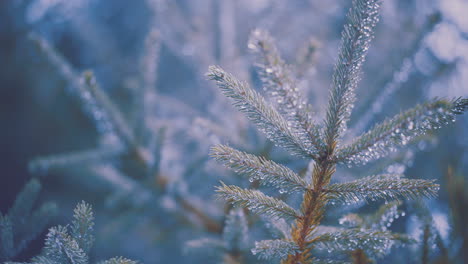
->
248, 29, 322, 151
336, 98, 468, 165
324, 0, 381, 147
313, 229, 395, 258
339, 202, 408, 232
325, 174, 439, 205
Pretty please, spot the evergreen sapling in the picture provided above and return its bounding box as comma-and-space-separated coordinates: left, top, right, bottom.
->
208, 0, 468, 262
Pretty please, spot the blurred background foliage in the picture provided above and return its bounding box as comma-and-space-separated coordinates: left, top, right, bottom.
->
0, 0, 467, 263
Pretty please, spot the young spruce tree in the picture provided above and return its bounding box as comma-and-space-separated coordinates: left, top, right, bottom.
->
5, 201, 138, 264
208, 0, 468, 263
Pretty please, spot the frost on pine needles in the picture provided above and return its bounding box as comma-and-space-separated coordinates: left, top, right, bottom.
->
336, 98, 468, 165
207, 66, 319, 159
251, 239, 299, 260
216, 183, 299, 220
208, 0, 467, 262
17, 201, 139, 264
211, 144, 307, 192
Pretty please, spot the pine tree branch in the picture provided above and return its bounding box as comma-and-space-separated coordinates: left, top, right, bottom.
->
248, 29, 322, 152
29, 146, 124, 175
335, 98, 468, 165
30, 33, 151, 165
82, 71, 158, 174
28, 32, 76, 86
312, 229, 395, 258
349, 12, 442, 138
286, 2, 382, 262
30, 32, 225, 243
29, 33, 115, 136
205, 1, 467, 263
70, 201, 94, 254
82, 71, 138, 151
251, 239, 299, 260
42, 226, 88, 264
27, 202, 138, 264
324, 0, 381, 150
324, 174, 439, 204
211, 144, 308, 192
207, 65, 318, 159
216, 183, 300, 220
223, 208, 249, 252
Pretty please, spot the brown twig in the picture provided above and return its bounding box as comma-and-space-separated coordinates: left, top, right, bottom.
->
284, 154, 336, 263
